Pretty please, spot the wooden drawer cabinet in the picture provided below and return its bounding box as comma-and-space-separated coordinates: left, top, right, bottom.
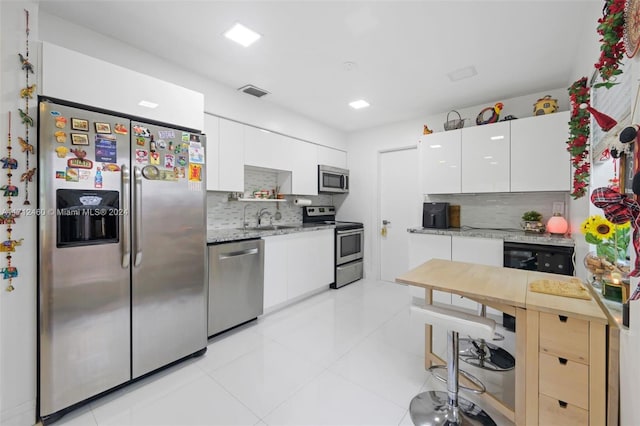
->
539, 394, 589, 426
526, 309, 607, 426
539, 352, 589, 409
539, 312, 589, 363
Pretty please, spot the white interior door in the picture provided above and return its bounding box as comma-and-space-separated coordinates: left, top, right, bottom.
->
379, 146, 420, 282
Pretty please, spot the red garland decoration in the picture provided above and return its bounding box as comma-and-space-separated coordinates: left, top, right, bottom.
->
594, 0, 626, 88
567, 77, 591, 199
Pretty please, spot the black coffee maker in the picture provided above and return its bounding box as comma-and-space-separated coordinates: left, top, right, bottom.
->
422, 202, 449, 229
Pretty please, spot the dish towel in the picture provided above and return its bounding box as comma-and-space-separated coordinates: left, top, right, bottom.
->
591, 187, 640, 301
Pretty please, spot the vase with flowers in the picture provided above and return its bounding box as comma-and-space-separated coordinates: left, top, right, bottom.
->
581, 215, 631, 297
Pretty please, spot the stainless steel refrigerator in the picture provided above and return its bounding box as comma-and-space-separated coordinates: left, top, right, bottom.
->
37, 99, 207, 422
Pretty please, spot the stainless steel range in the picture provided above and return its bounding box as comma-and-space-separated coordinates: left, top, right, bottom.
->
303, 206, 363, 288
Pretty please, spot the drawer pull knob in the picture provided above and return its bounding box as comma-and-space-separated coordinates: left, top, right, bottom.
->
558, 315, 568, 322
558, 400, 568, 408
558, 357, 568, 365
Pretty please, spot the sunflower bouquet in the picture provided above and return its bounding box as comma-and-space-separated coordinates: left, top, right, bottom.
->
581, 215, 630, 263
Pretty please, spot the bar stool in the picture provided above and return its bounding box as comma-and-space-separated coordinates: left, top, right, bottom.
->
458, 305, 515, 372
409, 304, 497, 426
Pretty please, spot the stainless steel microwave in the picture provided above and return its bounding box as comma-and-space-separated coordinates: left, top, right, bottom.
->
318, 165, 349, 194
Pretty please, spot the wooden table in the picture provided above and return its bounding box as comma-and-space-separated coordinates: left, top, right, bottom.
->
396, 259, 611, 426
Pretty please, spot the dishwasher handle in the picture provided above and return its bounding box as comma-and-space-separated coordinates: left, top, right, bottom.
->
218, 248, 259, 260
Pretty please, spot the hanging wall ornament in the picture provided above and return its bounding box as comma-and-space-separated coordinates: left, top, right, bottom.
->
625, 0, 640, 58
20, 9, 34, 205
567, 77, 591, 199
4, 113, 17, 292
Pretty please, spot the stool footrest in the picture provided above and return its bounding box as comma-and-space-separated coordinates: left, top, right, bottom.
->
427, 365, 487, 394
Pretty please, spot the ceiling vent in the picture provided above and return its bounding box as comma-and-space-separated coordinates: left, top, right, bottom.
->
238, 84, 270, 98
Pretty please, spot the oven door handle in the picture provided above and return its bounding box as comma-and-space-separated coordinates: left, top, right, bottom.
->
337, 229, 363, 235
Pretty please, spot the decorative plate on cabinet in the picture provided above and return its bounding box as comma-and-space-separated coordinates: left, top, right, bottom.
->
625, 0, 640, 58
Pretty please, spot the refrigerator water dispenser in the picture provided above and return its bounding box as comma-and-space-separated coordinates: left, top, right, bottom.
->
56, 189, 120, 247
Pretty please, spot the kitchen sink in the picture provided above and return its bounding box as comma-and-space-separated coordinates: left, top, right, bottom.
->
237, 225, 300, 232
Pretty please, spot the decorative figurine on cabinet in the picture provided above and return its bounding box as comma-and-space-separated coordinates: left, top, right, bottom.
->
533, 95, 559, 115
476, 102, 503, 125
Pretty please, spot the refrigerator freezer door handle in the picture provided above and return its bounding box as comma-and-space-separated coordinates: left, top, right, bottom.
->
134, 166, 143, 267
121, 165, 131, 268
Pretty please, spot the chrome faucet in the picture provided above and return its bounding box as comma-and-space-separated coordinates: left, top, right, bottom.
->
256, 208, 272, 227
243, 204, 251, 231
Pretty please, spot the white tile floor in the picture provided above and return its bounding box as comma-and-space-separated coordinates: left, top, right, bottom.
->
54, 279, 515, 426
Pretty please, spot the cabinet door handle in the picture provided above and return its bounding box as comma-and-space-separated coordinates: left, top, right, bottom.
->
558, 315, 568, 322
558, 357, 568, 365
558, 400, 568, 408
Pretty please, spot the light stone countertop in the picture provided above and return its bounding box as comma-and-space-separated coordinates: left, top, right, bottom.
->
207, 223, 336, 244
407, 226, 575, 247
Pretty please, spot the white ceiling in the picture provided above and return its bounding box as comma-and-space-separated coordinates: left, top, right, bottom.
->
39, 1, 599, 132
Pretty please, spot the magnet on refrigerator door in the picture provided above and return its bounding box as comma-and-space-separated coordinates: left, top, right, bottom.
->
55, 146, 69, 158
136, 149, 149, 164
188, 164, 202, 182
136, 137, 145, 146
164, 154, 175, 169
114, 123, 128, 135
182, 132, 189, 142
65, 168, 78, 182
95, 135, 117, 163
133, 125, 151, 137
54, 116, 67, 128
55, 171, 66, 179
150, 152, 160, 165
54, 131, 66, 143
101, 163, 121, 172
188, 142, 204, 164
158, 130, 175, 139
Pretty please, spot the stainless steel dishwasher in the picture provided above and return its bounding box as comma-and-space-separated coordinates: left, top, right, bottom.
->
208, 239, 264, 337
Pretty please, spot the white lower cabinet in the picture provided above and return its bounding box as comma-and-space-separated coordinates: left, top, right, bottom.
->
451, 236, 503, 318
407, 233, 503, 318
263, 229, 334, 311
263, 235, 289, 309
408, 233, 452, 304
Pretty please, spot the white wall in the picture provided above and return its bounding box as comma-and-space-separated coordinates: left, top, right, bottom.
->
38, 10, 347, 151
0, 2, 39, 424
341, 88, 570, 279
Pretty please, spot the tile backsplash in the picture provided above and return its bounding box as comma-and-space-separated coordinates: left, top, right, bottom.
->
426, 192, 570, 230
207, 168, 332, 230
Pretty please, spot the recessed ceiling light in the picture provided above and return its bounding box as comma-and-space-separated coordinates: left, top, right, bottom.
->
349, 99, 370, 109
490, 135, 505, 140
138, 100, 158, 109
483, 156, 493, 160
438, 160, 446, 164
224, 23, 261, 47
429, 144, 442, 149
447, 66, 478, 82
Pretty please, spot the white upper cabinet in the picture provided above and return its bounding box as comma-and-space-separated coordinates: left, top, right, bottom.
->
244, 127, 289, 171
510, 112, 570, 192
288, 137, 318, 195
419, 129, 462, 194
317, 145, 347, 169
461, 121, 510, 193
218, 118, 245, 192
204, 114, 220, 191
